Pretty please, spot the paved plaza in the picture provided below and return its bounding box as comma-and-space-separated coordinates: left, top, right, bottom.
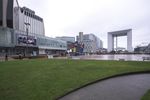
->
60, 74, 150, 100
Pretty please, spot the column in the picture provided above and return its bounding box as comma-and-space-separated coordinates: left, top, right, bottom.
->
108, 33, 114, 52
127, 30, 132, 52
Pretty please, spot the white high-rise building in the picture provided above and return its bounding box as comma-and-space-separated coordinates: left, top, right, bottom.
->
77, 32, 103, 53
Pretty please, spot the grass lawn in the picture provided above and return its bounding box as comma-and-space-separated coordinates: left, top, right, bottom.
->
0, 59, 150, 100
142, 90, 150, 100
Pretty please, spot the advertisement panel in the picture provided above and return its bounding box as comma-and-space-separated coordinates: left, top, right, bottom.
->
17, 34, 36, 46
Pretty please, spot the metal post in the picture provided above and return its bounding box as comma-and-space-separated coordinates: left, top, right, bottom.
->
116, 36, 118, 51
24, 22, 30, 56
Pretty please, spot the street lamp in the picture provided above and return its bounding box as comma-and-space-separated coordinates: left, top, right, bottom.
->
24, 22, 30, 56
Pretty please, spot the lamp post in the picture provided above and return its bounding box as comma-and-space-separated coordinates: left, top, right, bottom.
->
24, 22, 30, 56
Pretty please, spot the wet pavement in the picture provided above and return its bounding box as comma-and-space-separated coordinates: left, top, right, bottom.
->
59, 74, 150, 100
72, 54, 150, 61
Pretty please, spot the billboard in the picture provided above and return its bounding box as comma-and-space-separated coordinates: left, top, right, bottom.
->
17, 34, 36, 46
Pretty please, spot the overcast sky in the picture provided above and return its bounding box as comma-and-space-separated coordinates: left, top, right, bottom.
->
18, 0, 150, 48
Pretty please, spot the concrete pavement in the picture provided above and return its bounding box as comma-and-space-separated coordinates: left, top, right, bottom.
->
59, 74, 150, 100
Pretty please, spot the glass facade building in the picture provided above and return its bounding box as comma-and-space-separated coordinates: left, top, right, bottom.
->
0, 27, 67, 56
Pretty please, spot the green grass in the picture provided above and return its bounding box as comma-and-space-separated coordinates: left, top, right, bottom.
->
0, 59, 150, 100
142, 90, 150, 100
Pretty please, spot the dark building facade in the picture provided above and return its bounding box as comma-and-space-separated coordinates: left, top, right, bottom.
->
134, 44, 150, 54
6, 0, 13, 28
0, 0, 18, 28
0, 0, 2, 26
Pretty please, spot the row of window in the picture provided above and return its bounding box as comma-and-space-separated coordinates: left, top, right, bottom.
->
14, 33, 67, 48
37, 37, 67, 48
84, 46, 93, 49
21, 8, 43, 22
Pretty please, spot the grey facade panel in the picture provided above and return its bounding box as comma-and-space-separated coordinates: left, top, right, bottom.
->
0, 27, 14, 47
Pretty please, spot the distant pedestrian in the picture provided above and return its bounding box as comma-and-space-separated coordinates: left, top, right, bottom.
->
5, 54, 8, 61
23, 53, 25, 59
19, 54, 22, 60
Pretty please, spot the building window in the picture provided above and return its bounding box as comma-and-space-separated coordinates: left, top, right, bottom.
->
21, 8, 24, 13
27, 12, 29, 16
28, 12, 30, 17
24, 11, 26, 15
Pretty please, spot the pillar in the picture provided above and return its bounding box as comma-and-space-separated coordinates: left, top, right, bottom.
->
127, 30, 132, 52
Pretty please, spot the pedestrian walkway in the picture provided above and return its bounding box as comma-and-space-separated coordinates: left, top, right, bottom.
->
59, 74, 150, 100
